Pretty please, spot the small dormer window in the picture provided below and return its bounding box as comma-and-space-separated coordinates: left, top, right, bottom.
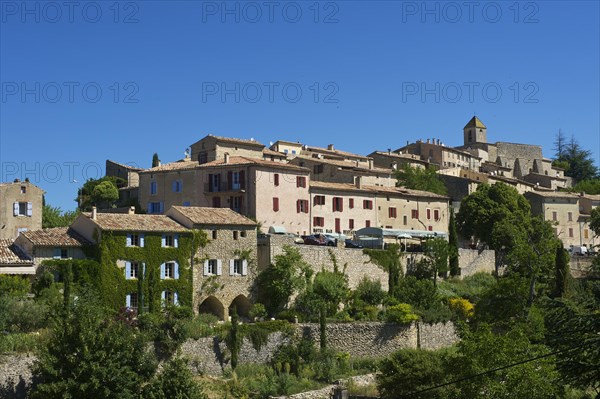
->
20, 186, 26, 194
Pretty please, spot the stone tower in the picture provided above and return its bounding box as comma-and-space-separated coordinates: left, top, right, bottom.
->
463, 116, 487, 145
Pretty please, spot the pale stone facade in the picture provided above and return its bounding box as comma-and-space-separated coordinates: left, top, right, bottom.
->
525, 191, 592, 248
0, 181, 43, 240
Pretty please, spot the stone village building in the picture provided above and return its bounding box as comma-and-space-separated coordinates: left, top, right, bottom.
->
0, 180, 43, 240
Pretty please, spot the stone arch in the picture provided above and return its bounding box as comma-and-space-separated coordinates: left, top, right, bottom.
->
229, 294, 252, 320
198, 296, 225, 320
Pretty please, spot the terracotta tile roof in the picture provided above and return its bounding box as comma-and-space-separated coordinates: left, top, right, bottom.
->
201, 156, 310, 172
209, 134, 265, 147
263, 148, 287, 157
309, 181, 449, 199
0, 239, 32, 265
171, 206, 257, 226
106, 160, 143, 171
294, 156, 392, 174
84, 213, 189, 233
305, 145, 370, 160
143, 160, 199, 173
525, 190, 581, 199
21, 227, 92, 247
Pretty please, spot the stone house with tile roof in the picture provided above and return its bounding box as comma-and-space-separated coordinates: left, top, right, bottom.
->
190, 135, 266, 165
0, 180, 44, 239
138, 155, 312, 235
167, 206, 257, 320
0, 238, 34, 275
14, 227, 91, 268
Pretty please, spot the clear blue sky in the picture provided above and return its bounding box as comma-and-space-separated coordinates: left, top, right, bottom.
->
1, 0, 599, 211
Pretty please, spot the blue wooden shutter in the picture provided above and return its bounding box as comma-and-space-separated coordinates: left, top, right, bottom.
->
172, 181, 177, 192
242, 260, 248, 276
216, 260, 222, 276
160, 263, 165, 279
125, 261, 131, 279
161, 234, 166, 247
174, 262, 179, 279
27, 202, 33, 216
229, 260, 235, 275
13, 202, 19, 216
126, 234, 132, 247
147, 202, 152, 213
203, 260, 209, 276
159, 202, 164, 213
173, 292, 179, 305
126, 294, 131, 308
140, 234, 145, 247
174, 234, 179, 248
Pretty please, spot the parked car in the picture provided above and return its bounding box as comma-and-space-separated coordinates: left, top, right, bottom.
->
302, 234, 336, 246
344, 239, 363, 248
569, 245, 588, 256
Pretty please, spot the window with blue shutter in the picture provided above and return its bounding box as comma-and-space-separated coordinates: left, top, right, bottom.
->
160, 263, 166, 279
174, 262, 179, 279
150, 181, 157, 195
183, 201, 190, 207
172, 181, 177, 192
174, 234, 179, 248
26, 202, 32, 216
139, 234, 145, 247
13, 202, 19, 216
125, 261, 131, 279
126, 234, 132, 247
126, 294, 131, 308
173, 292, 179, 305
53, 248, 61, 259
161, 234, 166, 247
159, 202, 164, 213
242, 260, 248, 276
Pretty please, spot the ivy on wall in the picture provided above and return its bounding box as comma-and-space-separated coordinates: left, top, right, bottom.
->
92, 229, 208, 312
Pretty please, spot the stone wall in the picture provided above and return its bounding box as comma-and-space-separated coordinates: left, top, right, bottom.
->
458, 248, 496, 277
259, 235, 390, 291
178, 321, 458, 376
0, 354, 36, 399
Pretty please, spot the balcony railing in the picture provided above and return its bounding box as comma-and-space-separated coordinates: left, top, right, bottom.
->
204, 181, 243, 193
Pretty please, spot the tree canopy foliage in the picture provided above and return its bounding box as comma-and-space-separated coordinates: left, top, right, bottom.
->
553, 131, 598, 182
394, 164, 447, 195
77, 177, 122, 211
42, 204, 79, 228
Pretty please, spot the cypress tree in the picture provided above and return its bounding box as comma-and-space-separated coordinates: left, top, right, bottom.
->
448, 210, 460, 276
555, 242, 570, 297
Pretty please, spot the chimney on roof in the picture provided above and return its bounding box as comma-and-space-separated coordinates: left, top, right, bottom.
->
356, 176, 362, 189
437, 139, 440, 145
327, 144, 334, 151
13, 178, 20, 183
426, 139, 430, 144
224, 152, 230, 164
92, 206, 97, 221
387, 148, 391, 155
129, 206, 136, 214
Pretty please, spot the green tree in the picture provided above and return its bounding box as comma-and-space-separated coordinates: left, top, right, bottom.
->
393, 276, 437, 311
422, 237, 449, 286
311, 269, 349, 316
143, 357, 207, 399
554, 242, 570, 298
377, 348, 454, 399
553, 133, 598, 182
77, 177, 123, 211
42, 204, 79, 228
455, 325, 562, 398
363, 244, 403, 295
457, 182, 531, 251
590, 206, 600, 237
570, 178, 600, 195
228, 306, 240, 370
256, 246, 312, 315
448, 211, 460, 276
545, 299, 600, 392
152, 153, 160, 168
0, 275, 30, 298
394, 164, 447, 195
32, 294, 156, 399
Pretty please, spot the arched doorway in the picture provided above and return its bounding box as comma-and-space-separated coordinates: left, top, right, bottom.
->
229, 295, 252, 320
198, 296, 225, 320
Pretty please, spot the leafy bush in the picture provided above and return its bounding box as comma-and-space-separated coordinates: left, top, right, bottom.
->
394, 276, 437, 310
143, 357, 207, 399
448, 297, 475, 320
418, 302, 453, 324
385, 303, 419, 324
0, 297, 52, 333
249, 303, 267, 321
277, 309, 300, 323
0, 275, 30, 298
354, 277, 386, 306
0, 331, 47, 354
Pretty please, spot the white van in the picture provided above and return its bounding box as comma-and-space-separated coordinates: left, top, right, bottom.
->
569, 245, 588, 256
